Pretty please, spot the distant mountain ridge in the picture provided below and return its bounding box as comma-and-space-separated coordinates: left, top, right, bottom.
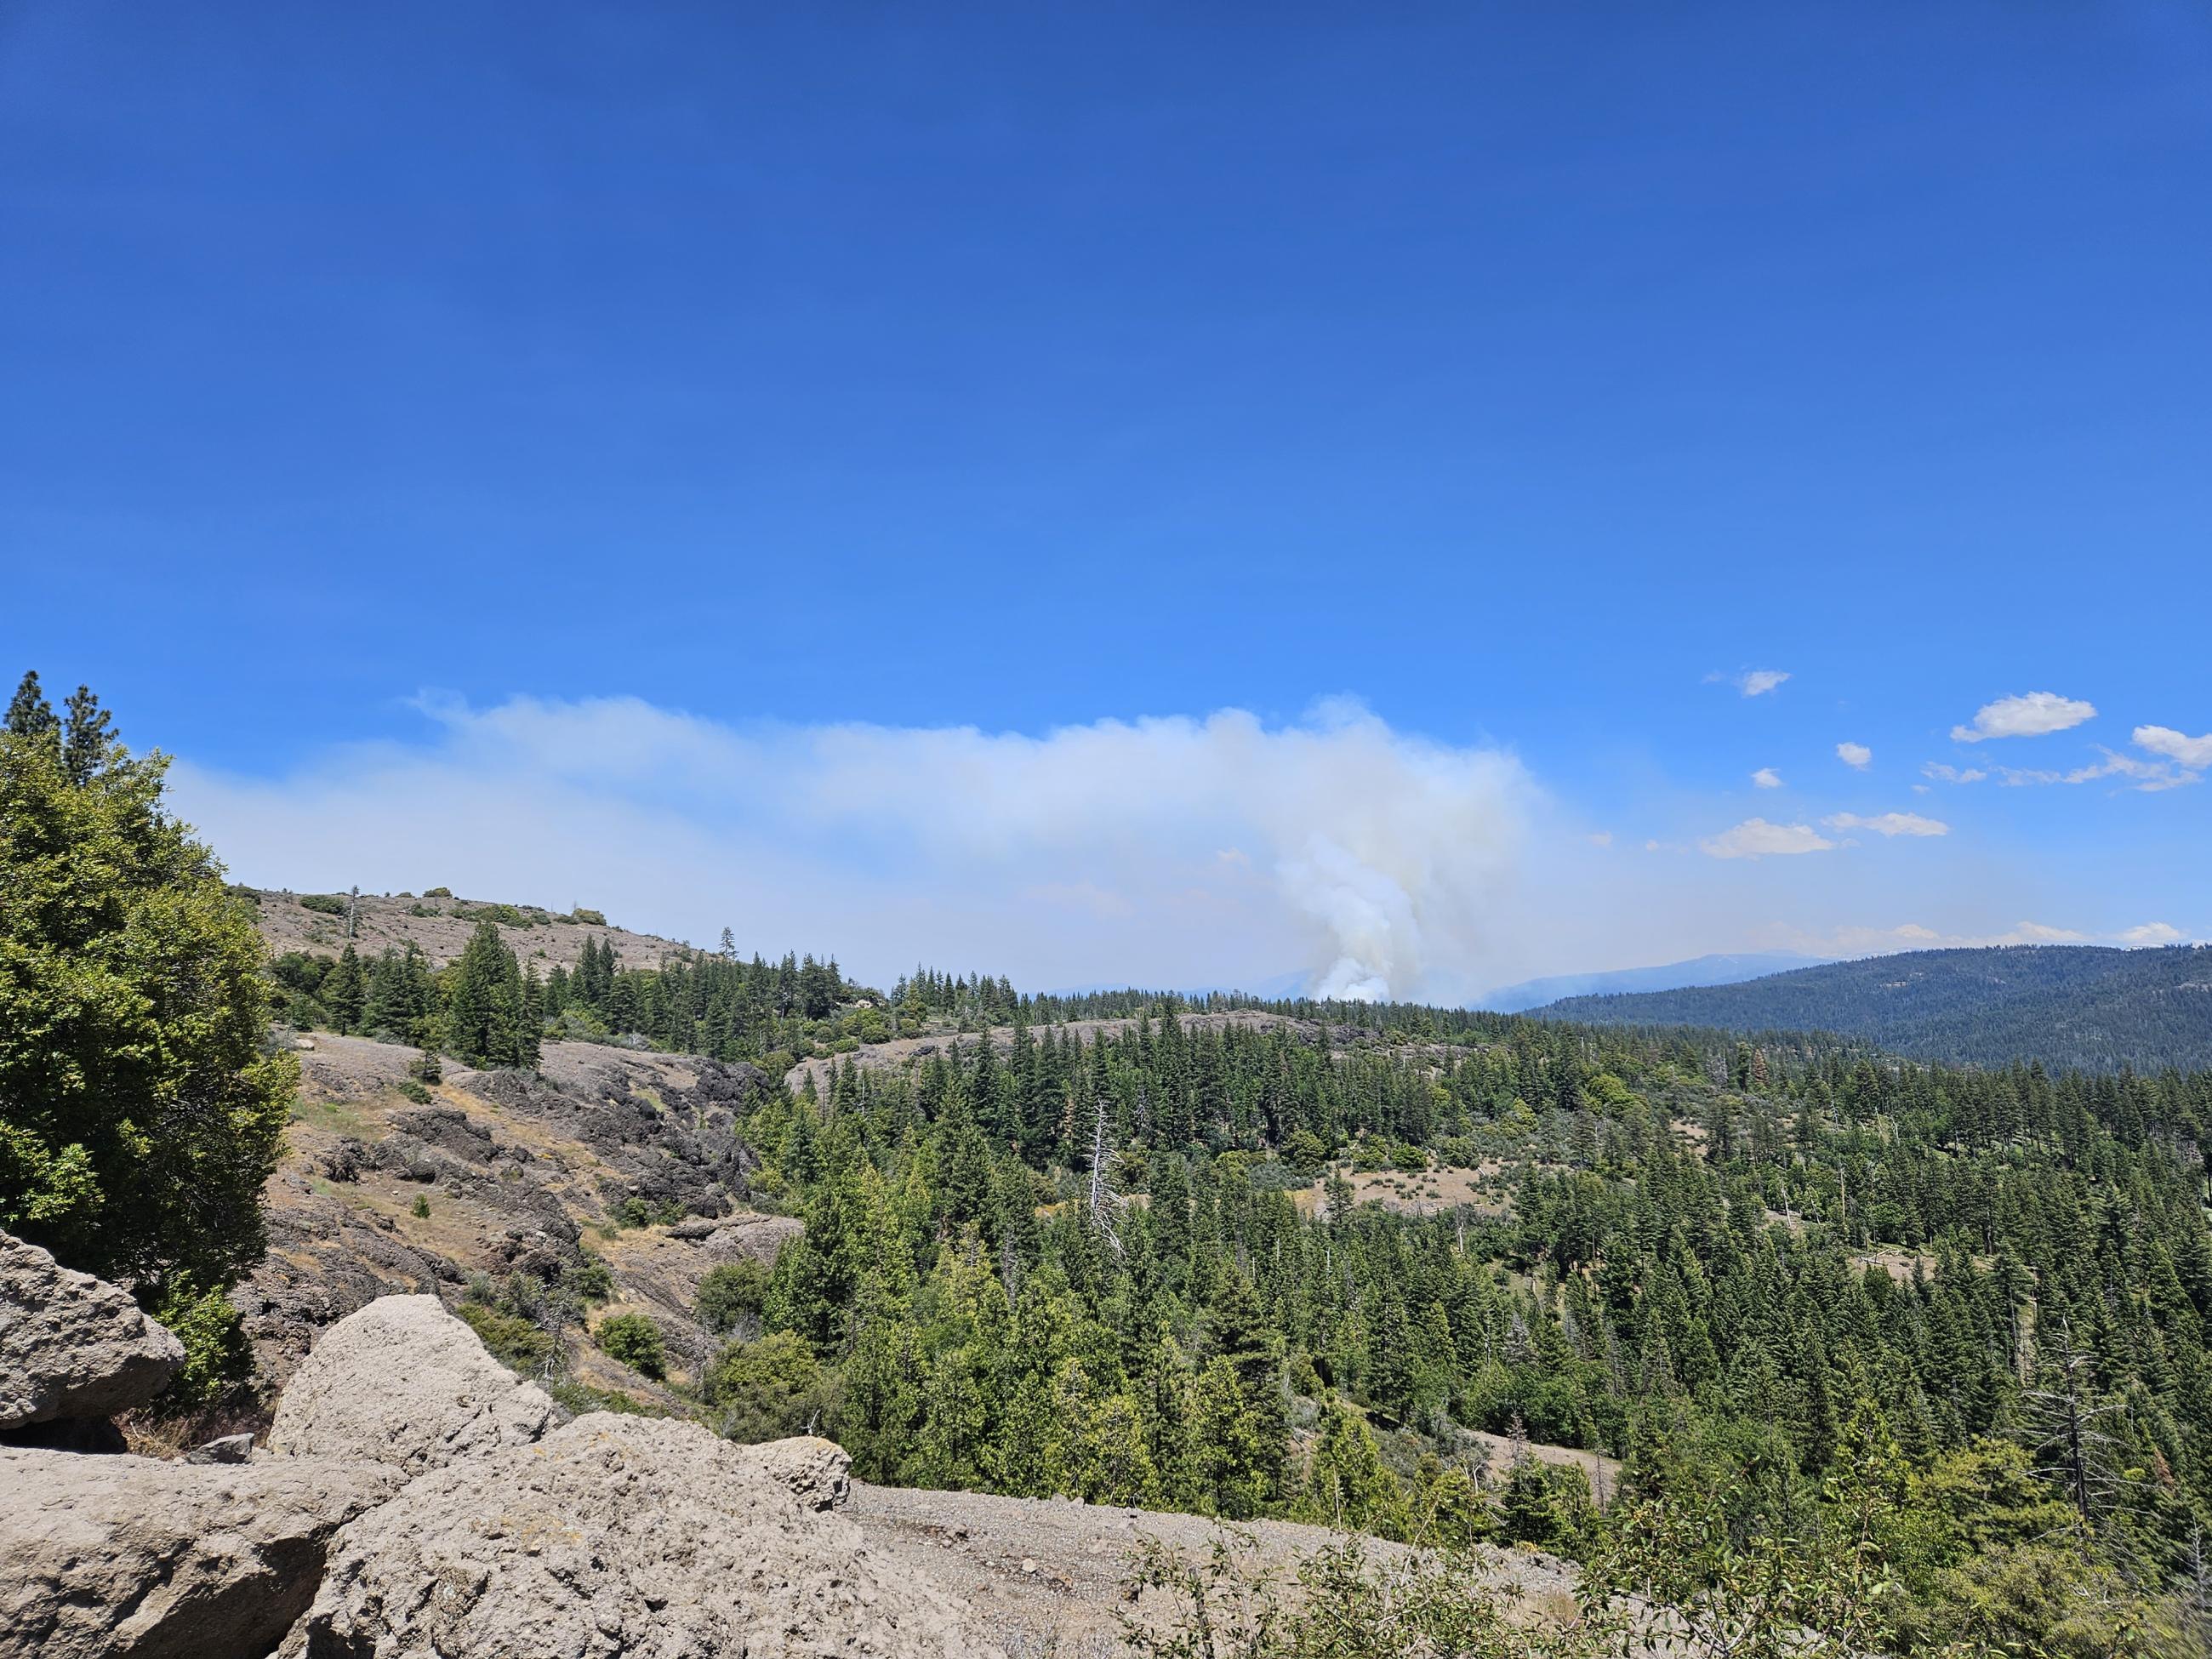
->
1529, 944, 2212, 1073
1475, 951, 1833, 1015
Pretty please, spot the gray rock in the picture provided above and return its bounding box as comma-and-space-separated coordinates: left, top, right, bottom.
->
284, 1415, 997, 1658
185, 1433, 255, 1465
0, 1445, 400, 1659
0, 1230, 185, 1430
265, 1293, 557, 1474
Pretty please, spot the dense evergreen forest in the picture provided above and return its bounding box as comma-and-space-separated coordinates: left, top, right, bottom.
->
693, 1014, 2212, 1653
1535, 945, 2212, 1074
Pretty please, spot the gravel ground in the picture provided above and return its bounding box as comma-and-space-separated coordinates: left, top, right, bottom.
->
845, 1479, 1582, 1657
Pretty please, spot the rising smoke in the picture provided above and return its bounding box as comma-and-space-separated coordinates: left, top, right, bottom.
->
169, 696, 1538, 1000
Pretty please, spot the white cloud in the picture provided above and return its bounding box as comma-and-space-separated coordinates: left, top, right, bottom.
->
1750, 767, 1783, 790
2133, 725, 2212, 770
1707, 669, 1790, 697
2004, 921, 2090, 944
1698, 818, 1837, 860
1921, 761, 1987, 784
1587, 831, 1614, 847
1823, 812, 1949, 837
169, 695, 1538, 1005
1836, 741, 1873, 769
1951, 692, 2096, 743
1992, 749, 2201, 792
2119, 921, 2183, 946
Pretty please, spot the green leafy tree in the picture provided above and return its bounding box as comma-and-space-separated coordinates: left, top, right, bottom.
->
708, 1329, 830, 1442
0, 676, 294, 1398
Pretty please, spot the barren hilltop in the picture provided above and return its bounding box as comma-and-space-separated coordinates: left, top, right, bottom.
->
245, 885, 692, 971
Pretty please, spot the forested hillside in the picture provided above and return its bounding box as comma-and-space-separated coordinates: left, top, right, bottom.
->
11, 675, 2212, 1655
1532, 945, 2212, 1072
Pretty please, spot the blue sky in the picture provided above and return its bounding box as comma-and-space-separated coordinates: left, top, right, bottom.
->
4, 3, 2208, 995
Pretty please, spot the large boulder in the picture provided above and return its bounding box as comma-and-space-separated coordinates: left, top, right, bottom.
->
265, 1293, 557, 1474
284, 1414, 998, 1659
0, 1230, 184, 1430
0, 1445, 401, 1659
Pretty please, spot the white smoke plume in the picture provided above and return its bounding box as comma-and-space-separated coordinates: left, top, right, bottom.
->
168, 696, 1537, 1001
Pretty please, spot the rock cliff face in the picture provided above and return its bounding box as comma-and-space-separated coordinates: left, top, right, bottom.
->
0, 1278, 1001, 1659
0, 1230, 184, 1433
234, 1034, 791, 1407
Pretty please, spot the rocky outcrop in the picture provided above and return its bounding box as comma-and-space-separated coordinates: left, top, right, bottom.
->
0, 1446, 400, 1659
265, 1294, 557, 1473
3, 1276, 995, 1659
282, 1415, 995, 1659
0, 1230, 184, 1430
740, 1433, 852, 1512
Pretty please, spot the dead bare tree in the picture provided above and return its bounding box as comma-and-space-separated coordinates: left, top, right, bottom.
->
1087, 1094, 1126, 1258
2022, 1320, 2127, 1526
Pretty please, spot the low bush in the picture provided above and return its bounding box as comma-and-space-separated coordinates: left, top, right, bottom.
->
456, 1301, 553, 1373
595, 1312, 666, 1379
298, 892, 346, 915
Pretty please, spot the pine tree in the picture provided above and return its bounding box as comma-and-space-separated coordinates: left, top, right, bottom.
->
60, 685, 114, 785
5, 670, 57, 738
446, 918, 521, 1068
323, 944, 366, 1034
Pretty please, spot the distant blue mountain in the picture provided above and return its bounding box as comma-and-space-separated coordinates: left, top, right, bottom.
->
1475, 951, 1833, 1014
1524, 944, 2212, 1073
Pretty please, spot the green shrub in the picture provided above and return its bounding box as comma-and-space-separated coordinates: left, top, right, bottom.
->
595, 1312, 666, 1379
410, 1194, 430, 1219
423, 886, 453, 898
298, 892, 346, 915
611, 1194, 683, 1230
695, 1259, 769, 1335
568, 908, 607, 926
395, 1078, 431, 1104
1285, 1127, 1329, 1177
549, 1378, 664, 1417
457, 1300, 553, 1373
151, 1277, 254, 1407
407, 1048, 442, 1086
564, 1251, 614, 1303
